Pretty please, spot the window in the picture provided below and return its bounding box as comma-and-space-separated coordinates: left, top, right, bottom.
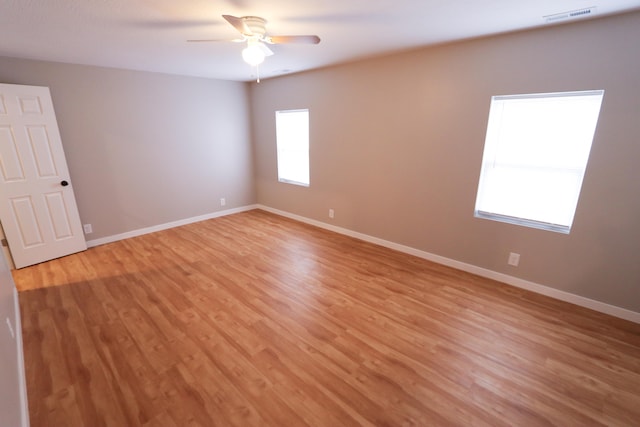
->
275, 109, 310, 186
475, 90, 604, 233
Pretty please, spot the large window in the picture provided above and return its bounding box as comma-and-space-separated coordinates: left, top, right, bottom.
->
275, 109, 310, 186
475, 90, 604, 233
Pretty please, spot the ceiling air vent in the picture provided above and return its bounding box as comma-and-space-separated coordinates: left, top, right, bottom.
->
543, 6, 597, 23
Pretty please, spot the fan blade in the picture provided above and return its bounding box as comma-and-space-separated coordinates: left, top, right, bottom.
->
266, 35, 320, 44
258, 43, 274, 57
223, 14, 251, 35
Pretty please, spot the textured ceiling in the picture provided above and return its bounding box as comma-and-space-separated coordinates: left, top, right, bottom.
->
1, 0, 639, 81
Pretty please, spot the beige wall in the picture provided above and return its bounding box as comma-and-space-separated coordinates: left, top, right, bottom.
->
0, 57, 255, 240
250, 12, 640, 312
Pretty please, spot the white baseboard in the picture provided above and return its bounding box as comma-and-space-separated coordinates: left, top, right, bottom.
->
257, 205, 640, 324
14, 287, 30, 427
86, 205, 258, 248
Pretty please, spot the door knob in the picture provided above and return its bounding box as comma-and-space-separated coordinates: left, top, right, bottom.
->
61, 180, 69, 187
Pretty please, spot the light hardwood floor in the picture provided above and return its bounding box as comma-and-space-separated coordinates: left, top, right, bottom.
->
13, 209, 640, 426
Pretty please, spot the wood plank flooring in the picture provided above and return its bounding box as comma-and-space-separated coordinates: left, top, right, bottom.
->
13, 209, 640, 426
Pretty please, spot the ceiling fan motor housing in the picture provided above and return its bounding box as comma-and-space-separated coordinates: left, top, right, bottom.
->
243, 16, 267, 37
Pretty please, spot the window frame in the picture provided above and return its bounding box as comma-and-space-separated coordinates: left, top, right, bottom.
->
474, 90, 604, 234
275, 108, 310, 187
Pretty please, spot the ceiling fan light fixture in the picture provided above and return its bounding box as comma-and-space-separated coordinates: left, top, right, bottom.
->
242, 41, 265, 66
188, 14, 320, 78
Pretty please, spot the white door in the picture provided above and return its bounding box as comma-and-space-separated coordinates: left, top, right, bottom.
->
0, 83, 86, 268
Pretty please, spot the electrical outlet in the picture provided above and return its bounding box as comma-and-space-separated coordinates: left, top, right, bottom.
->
329, 209, 335, 219
508, 252, 520, 266
83, 224, 93, 234
220, 198, 226, 206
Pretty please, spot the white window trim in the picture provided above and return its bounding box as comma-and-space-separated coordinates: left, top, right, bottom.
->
475, 211, 572, 234
275, 109, 310, 187
474, 90, 604, 234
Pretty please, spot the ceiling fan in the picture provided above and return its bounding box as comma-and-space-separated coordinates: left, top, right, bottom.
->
188, 15, 321, 68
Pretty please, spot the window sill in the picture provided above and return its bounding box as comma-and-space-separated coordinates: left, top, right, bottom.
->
474, 211, 570, 234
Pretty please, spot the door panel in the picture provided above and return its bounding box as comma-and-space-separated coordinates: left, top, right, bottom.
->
0, 83, 86, 268
27, 125, 59, 177
18, 95, 43, 115
0, 126, 25, 181
45, 191, 74, 239
11, 196, 43, 247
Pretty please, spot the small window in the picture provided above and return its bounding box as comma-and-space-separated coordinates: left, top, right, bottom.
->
475, 90, 604, 233
276, 109, 310, 186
